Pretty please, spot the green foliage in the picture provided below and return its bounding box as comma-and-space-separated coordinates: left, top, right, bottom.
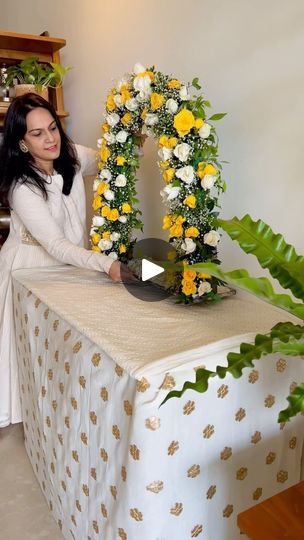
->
6, 57, 71, 89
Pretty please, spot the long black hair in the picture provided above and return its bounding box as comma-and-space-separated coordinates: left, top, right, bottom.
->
0, 93, 80, 207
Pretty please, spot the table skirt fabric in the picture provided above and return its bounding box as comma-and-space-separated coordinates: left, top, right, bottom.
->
13, 277, 304, 540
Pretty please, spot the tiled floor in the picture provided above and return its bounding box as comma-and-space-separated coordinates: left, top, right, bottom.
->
0, 423, 62, 540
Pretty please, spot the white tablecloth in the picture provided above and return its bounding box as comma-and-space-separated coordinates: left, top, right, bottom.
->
12, 266, 304, 540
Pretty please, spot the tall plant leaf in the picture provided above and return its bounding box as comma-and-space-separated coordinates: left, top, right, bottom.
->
278, 384, 304, 422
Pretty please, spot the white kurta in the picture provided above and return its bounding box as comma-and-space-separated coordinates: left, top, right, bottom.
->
0, 145, 112, 428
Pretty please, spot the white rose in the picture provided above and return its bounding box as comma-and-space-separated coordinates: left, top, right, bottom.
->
104, 189, 115, 201
133, 75, 152, 99
166, 98, 178, 114
142, 124, 152, 136
201, 174, 216, 190
199, 123, 211, 139
113, 94, 123, 107
204, 230, 220, 247
176, 165, 194, 184
158, 147, 172, 161
180, 86, 190, 101
118, 215, 127, 223
144, 113, 158, 126
114, 174, 127, 187
125, 98, 139, 111
97, 138, 102, 148
92, 215, 105, 227
160, 184, 180, 201
103, 132, 116, 144
173, 143, 191, 163
117, 76, 129, 91
198, 281, 212, 296
108, 251, 118, 260
181, 237, 196, 254
90, 227, 97, 236
110, 232, 121, 241
133, 62, 146, 75
106, 113, 120, 127
98, 239, 113, 251
93, 179, 101, 192
116, 130, 129, 143
99, 168, 112, 180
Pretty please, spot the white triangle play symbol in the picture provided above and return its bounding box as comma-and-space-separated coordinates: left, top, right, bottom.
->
142, 259, 164, 281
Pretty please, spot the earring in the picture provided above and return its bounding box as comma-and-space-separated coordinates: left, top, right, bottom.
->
19, 141, 29, 153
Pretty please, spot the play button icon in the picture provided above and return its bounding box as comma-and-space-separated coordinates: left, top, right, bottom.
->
142, 259, 164, 281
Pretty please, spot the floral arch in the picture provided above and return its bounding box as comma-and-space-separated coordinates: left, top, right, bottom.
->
90, 63, 226, 303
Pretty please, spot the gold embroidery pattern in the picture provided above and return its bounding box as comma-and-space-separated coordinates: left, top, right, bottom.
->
277, 470, 288, 483
118, 528, 127, 539
236, 467, 248, 480
187, 464, 200, 478
92, 353, 101, 366
100, 504, 108, 518
79, 376, 86, 388
53, 319, 59, 331
110, 485, 117, 500
203, 424, 215, 439
160, 374, 176, 389
146, 481, 164, 493
136, 377, 150, 392
248, 370, 259, 384
220, 447, 232, 460
235, 408, 246, 422
121, 466, 127, 482
223, 505, 234, 518
81, 433, 88, 445
217, 384, 229, 398
92, 521, 99, 534
130, 444, 140, 460
191, 524, 203, 537
64, 329, 71, 341
289, 436, 297, 449
82, 484, 89, 496
253, 487, 263, 500
206, 485, 216, 499
100, 387, 108, 401
170, 503, 183, 516
115, 364, 124, 377
21, 228, 40, 245
145, 416, 160, 430
72, 451, 79, 462
124, 400, 133, 416
276, 358, 286, 372
112, 425, 121, 440
130, 508, 143, 521
100, 448, 108, 462
90, 411, 97, 425
251, 431, 262, 444
168, 440, 180, 455
183, 400, 195, 415
73, 341, 82, 354
264, 395, 275, 408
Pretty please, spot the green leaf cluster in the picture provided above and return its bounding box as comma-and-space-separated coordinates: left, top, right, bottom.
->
6, 57, 72, 89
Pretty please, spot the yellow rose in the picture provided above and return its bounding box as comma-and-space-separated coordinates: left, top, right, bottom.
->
162, 215, 172, 230
102, 231, 111, 239
183, 269, 197, 280
101, 205, 111, 218
96, 182, 108, 195
92, 196, 102, 210
168, 137, 178, 148
160, 160, 170, 169
163, 168, 175, 183
106, 94, 116, 111
121, 86, 131, 104
198, 273, 211, 279
121, 112, 132, 125
150, 92, 164, 110
140, 108, 148, 121
101, 122, 109, 132
169, 223, 183, 238
108, 209, 119, 221
173, 109, 195, 137
185, 226, 199, 238
195, 118, 204, 129
91, 245, 101, 253
116, 156, 126, 166
159, 135, 169, 147
183, 194, 196, 208
204, 164, 217, 175
119, 244, 127, 254
137, 70, 155, 81
182, 279, 197, 296
197, 161, 206, 171
175, 215, 186, 225
91, 233, 101, 245
100, 146, 110, 162
168, 79, 181, 89
122, 203, 132, 214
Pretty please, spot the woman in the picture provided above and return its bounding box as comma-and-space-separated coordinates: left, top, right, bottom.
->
0, 93, 133, 428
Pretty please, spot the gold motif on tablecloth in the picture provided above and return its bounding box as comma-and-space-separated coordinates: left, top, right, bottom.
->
277, 470, 288, 483
54, 350, 59, 362
235, 408, 246, 422
44, 338, 49, 350
146, 481, 164, 493
187, 465, 200, 478
220, 447, 232, 460
81, 433, 88, 445
92, 521, 99, 533
72, 451, 79, 462
66, 466, 71, 478
65, 362, 70, 374
78, 375, 86, 388
73, 341, 82, 353
136, 377, 150, 392
58, 519, 62, 530
64, 329, 71, 341
17, 292, 20, 302
124, 400, 133, 416
217, 384, 229, 398
264, 395, 275, 408
191, 524, 203, 537
203, 424, 215, 438
53, 319, 59, 331
289, 436, 297, 449
50, 462, 55, 474
112, 425, 121, 439
59, 382, 64, 395
170, 502, 183, 516
253, 487, 262, 500
71, 515, 76, 527
57, 433, 64, 446
82, 484, 89, 496
168, 440, 179, 455
290, 381, 297, 394
26, 290, 32, 297
61, 480, 67, 492
65, 416, 70, 428
206, 485, 216, 499
251, 431, 262, 444
183, 400, 195, 415
160, 374, 176, 389
145, 416, 161, 430
100, 448, 108, 462
71, 397, 78, 410
45, 416, 51, 428
90, 411, 97, 425
92, 353, 101, 366
52, 400, 58, 412
115, 364, 124, 377
276, 358, 286, 372
100, 504, 108, 518
121, 465, 127, 482
130, 444, 140, 460
248, 370, 259, 384
223, 505, 233, 518
34, 326, 40, 336
110, 485, 117, 499
236, 467, 248, 480
100, 387, 108, 401
35, 298, 41, 308
37, 355, 42, 367
130, 508, 143, 521
76, 500, 82, 512
24, 313, 28, 324
43, 308, 49, 319
118, 528, 127, 540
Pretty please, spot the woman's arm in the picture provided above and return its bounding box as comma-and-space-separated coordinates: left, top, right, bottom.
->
75, 144, 98, 177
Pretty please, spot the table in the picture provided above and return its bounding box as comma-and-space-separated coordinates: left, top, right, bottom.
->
12, 266, 304, 540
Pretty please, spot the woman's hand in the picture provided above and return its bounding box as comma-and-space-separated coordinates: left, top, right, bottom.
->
108, 260, 138, 283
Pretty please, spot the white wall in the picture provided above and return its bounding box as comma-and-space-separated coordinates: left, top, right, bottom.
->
2, 0, 304, 278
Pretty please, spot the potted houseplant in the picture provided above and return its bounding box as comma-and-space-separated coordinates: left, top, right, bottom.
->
6, 56, 71, 100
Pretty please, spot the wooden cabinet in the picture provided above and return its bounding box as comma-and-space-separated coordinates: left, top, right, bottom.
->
0, 30, 69, 128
